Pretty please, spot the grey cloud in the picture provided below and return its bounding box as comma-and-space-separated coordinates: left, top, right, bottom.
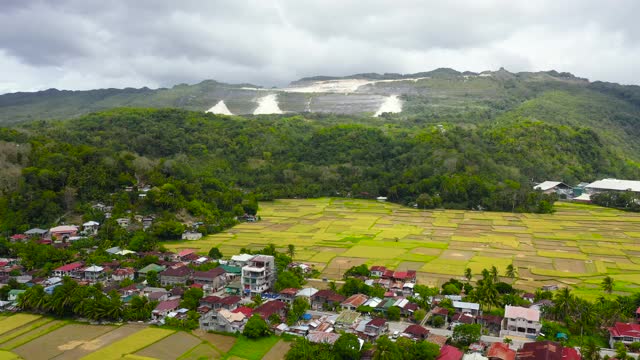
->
0, 0, 639, 93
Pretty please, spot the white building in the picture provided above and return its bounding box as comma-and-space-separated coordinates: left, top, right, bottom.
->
241, 255, 276, 296
585, 179, 640, 194
501, 305, 541, 339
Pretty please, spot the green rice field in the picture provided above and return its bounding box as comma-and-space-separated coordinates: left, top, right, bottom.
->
166, 198, 640, 298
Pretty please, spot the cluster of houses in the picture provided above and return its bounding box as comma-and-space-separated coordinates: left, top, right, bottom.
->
534, 178, 640, 202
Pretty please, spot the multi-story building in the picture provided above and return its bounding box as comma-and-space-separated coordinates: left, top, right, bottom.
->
241, 255, 276, 296
501, 305, 541, 339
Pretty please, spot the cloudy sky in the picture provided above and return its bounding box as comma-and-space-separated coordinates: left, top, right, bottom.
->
1, 0, 639, 94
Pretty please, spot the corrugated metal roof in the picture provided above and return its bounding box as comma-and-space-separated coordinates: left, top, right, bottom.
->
586, 178, 640, 192
534, 181, 568, 191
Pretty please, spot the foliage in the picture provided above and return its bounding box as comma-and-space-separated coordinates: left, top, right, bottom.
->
334, 333, 362, 360
208, 247, 223, 259
243, 315, 271, 339
386, 306, 401, 321
344, 264, 370, 278
452, 324, 481, 346
180, 287, 204, 311
287, 297, 310, 325
274, 270, 304, 292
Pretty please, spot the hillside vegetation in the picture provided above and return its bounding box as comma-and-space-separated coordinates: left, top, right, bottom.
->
1, 107, 639, 237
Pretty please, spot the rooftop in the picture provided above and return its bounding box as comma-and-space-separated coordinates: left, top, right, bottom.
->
54, 262, 83, 272
487, 342, 515, 360
504, 305, 540, 322
534, 181, 569, 191
437, 345, 463, 360
586, 178, 640, 192
608, 322, 640, 337
342, 293, 369, 308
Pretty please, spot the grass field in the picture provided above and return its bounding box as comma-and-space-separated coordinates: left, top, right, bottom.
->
0, 315, 265, 360
166, 198, 640, 294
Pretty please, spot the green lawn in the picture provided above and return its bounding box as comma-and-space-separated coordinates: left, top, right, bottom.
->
222, 336, 280, 360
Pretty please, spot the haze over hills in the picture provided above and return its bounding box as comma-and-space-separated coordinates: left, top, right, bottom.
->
2, 67, 640, 160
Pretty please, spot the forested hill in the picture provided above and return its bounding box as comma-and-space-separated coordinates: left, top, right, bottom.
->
1, 108, 639, 234
2, 68, 640, 161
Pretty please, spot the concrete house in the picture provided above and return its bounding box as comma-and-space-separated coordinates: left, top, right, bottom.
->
159, 266, 192, 286
341, 294, 369, 311
241, 255, 276, 296
501, 305, 541, 339
53, 262, 84, 278
311, 289, 346, 310
608, 322, 640, 348
83, 265, 105, 282
192, 268, 227, 290
49, 225, 78, 242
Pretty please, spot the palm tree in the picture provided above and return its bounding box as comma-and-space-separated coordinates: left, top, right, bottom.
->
553, 287, 574, 321
580, 338, 601, 360
288, 244, 295, 260
601, 276, 614, 294
464, 268, 472, 282
506, 264, 517, 279
490, 266, 499, 283
481, 268, 490, 280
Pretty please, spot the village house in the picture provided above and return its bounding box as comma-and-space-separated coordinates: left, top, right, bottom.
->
160, 266, 192, 286
82, 221, 100, 235
111, 267, 135, 282
137, 263, 166, 279
229, 254, 254, 268
24, 228, 47, 239
487, 342, 516, 360
9, 234, 28, 243
296, 288, 319, 303
370, 266, 386, 277
53, 262, 84, 278
403, 324, 430, 341
453, 301, 480, 316
501, 305, 541, 339
152, 299, 181, 320
361, 317, 387, 340
608, 322, 640, 348
241, 255, 276, 296
517, 341, 564, 360
341, 294, 369, 311
215, 308, 247, 332
585, 178, 640, 194
218, 296, 242, 311
279, 288, 299, 304
82, 265, 105, 282
478, 314, 504, 336
192, 268, 227, 290
437, 345, 464, 360
49, 225, 78, 242
253, 300, 287, 321
115, 218, 130, 228
311, 289, 346, 310
533, 181, 572, 196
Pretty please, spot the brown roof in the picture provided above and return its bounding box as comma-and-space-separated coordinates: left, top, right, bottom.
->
313, 289, 346, 302
488, 342, 516, 360
367, 317, 386, 327
404, 324, 429, 337
518, 341, 563, 360
254, 300, 287, 320
193, 267, 225, 279
153, 299, 180, 312
479, 314, 503, 325
341, 293, 368, 307
280, 288, 299, 296
427, 334, 448, 348
201, 296, 222, 304
219, 295, 241, 306
160, 266, 191, 277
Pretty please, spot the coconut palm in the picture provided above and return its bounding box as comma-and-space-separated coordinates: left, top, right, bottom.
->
601, 276, 614, 294
505, 264, 517, 279
288, 244, 295, 259
490, 266, 499, 283
464, 268, 472, 282
580, 338, 601, 360
553, 287, 574, 321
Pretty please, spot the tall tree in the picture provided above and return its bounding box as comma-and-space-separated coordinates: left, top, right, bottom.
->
505, 264, 517, 279
288, 244, 295, 260
490, 266, 499, 283
464, 268, 472, 282
601, 276, 614, 294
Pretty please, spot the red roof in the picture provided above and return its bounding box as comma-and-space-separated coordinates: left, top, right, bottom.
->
54, 262, 84, 272
608, 322, 640, 338
233, 306, 253, 317
201, 295, 221, 304
636, 307, 640, 315
562, 347, 581, 360
367, 317, 386, 327
487, 342, 516, 360
10, 234, 27, 240
437, 345, 463, 360
382, 270, 394, 278
190, 283, 203, 289
393, 271, 408, 279
404, 324, 429, 337
219, 295, 241, 306
313, 289, 345, 303
370, 266, 386, 272
177, 249, 195, 257
433, 307, 450, 316
518, 341, 563, 360
341, 293, 368, 307
280, 288, 299, 296
154, 299, 181, 312
254, 300, 287, 319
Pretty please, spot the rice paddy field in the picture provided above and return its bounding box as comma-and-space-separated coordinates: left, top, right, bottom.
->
166, 198, 640, 299
0, 314, 284, 360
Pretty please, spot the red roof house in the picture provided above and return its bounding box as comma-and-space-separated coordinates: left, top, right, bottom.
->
253, 300, 287, 320
608, 322, 640, 348
403, 324, 430, 340
561, 347, 581, 360
233, 306, 253, 317
437, 345, 463, 360
53, 262, 84, 277
487, 342, 516, 360
517, 341, 563, 360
